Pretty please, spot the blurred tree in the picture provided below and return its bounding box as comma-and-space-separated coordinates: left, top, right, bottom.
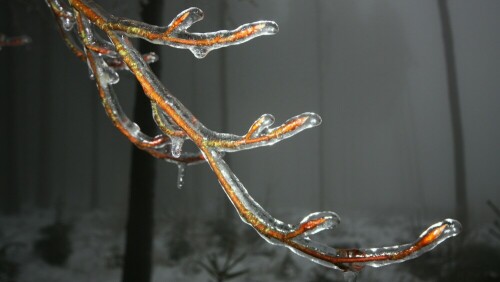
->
89, 89, 100, 210
1, 2, 21, 215
437, 0, 468, 229
121, 0, 163, 281
37, 7, 54, 210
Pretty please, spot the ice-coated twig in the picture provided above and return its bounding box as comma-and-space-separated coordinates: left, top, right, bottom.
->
47, 0, 159, 71
72, 9, 203, 165
47, 0, 461, 274
205, 113, 322, 152
68, 0, 278, 58
106, 52, 159, 71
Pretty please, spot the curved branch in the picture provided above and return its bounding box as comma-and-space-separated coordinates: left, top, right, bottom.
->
200, 146, 461, 271
151, 102, 187, 139
85, 40, 203, 164
49, 0, 461, 274
107, 18, 461, 271
68, 0, 278, 58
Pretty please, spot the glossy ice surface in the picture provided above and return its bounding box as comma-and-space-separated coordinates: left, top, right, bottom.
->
46, 0, 460, 279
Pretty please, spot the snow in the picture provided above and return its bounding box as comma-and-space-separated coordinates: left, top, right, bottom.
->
3, 210, 492, 282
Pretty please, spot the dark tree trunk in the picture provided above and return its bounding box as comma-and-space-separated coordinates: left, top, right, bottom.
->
121, 1, 163, 282
36, 16, 53, 210
437, 0, 468, 228
89, 89, 100, 210
1, 3, 21, 215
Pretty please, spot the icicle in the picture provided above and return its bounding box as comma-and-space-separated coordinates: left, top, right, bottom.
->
190, 46, 210, 59
176, 163, 186, 189
84, 58, 96, 80
88, 58, 119, 85
170, 137, 184, 158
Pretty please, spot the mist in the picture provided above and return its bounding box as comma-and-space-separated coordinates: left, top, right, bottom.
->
1, 0, 499, 281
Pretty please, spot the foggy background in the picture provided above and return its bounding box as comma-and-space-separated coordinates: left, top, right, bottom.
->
1, 0, 498, 226
0, 0, 499, 281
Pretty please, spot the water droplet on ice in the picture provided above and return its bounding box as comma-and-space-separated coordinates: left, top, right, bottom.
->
61, 17, 75, 31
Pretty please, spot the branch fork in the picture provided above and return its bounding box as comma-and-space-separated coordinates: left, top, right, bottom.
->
47, 0, 461, 274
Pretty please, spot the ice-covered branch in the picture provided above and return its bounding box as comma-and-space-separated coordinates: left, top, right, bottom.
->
47, 0, 461, 276
71, 9, 203, 165
68, 0, 278, 58
199, 147, 461, 272
205, 113, 322, 152
47, 0, 159, 71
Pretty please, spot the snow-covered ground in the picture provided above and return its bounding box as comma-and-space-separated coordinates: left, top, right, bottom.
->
0, 210, 498, 282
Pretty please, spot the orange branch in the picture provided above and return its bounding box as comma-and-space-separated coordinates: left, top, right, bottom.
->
47, 0, 461, 274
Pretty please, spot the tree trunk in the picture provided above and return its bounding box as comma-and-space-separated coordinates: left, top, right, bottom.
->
437, 0, 468, 228
121, 1, 163, 282
37, 16, 53, 210
1, 3, 21, 215
89, 88, 100, 210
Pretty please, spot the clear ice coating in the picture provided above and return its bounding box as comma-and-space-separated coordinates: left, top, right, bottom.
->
46, 0, 461, 277
155, 7, 278, 58
297, 211, 340, 237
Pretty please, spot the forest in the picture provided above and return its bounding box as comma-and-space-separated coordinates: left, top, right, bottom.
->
0, 0, 499, 281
